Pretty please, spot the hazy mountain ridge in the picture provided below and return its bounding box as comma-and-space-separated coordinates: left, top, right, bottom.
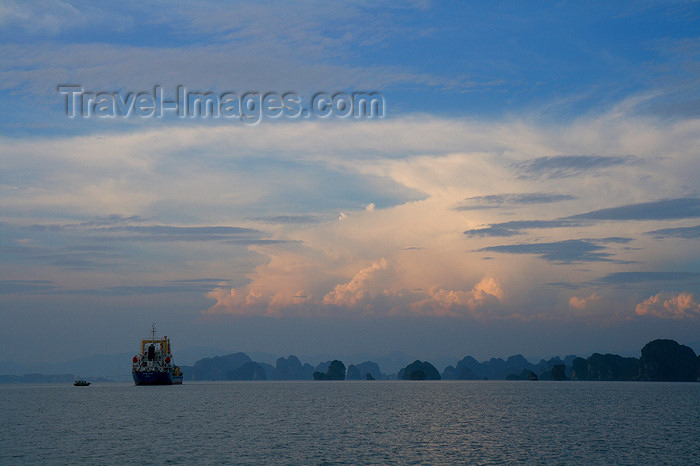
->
442, 354, 578, 380
2, 339, 698, 383
0, 352, 133, 379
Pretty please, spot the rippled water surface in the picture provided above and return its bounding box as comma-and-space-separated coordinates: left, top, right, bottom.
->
2, 381, 699, 464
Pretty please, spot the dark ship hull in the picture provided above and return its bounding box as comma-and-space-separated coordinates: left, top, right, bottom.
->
132, 370, 177, 385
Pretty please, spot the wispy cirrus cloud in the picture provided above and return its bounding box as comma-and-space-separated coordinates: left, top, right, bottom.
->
0, 277, 234, 296
99, 225, 264, 242
70, 279, 236, 296
0, 279, 57, 294
8, 220, 267, 243
464, 198, 700, 237
597, 271, 700, 285
464, 219, 580, 237
250, 215, 323, 225
513, 155, 636, 179
77, 214, 151, 226
477, 238, 633, 264
570, 198, 700, 221
0, 217, 280, 273
0, 0, 473, 100
646, 224, 700, 239
455, 192, 575, 211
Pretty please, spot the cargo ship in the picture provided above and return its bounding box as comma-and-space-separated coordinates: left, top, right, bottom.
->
132, 324, 183, 385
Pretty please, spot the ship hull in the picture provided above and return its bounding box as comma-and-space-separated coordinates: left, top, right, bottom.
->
132, 371, 175, 385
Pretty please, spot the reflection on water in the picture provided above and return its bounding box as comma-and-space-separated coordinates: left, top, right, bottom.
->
2, 381, 699, 464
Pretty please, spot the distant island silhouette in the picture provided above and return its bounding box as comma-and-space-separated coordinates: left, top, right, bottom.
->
398, 360, 441, 380
175, 339, 700, 383
1, 339, 698, 383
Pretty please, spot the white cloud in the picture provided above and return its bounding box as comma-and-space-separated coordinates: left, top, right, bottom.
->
3, 110, 700, 322
0, 0, 92, 34
322, 259, 388, 307
0, 0, 467, 97
635, 291, 700, 319
409, 277, 504, 317
569, 293, 601, 310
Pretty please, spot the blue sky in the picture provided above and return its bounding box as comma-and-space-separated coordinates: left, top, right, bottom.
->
1, 0, 700, 365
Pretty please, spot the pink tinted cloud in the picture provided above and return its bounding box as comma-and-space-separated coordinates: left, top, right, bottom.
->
635, 291, 700, 319
322, 259, 388, 307
569, 293, 601, 310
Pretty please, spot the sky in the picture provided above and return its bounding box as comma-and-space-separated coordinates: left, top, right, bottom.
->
1, 0, 700, 366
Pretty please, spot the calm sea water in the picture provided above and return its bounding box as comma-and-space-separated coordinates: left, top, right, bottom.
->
1, 381, 699, 465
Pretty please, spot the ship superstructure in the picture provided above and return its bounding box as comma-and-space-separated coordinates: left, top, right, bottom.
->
132, 324, 183, 385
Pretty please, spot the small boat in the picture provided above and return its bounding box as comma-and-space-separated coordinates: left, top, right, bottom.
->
73, 379, 91, 386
